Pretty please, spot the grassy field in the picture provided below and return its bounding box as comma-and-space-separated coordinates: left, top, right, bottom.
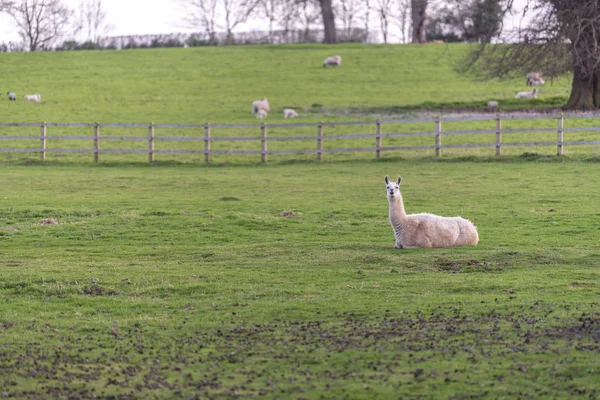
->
1, 159, 600, 399
1, 44, 599, 399
0, 43, 572, 125
3, 43, 599, 165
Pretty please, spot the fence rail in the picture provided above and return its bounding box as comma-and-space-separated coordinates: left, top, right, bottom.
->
1, 113, 600, 163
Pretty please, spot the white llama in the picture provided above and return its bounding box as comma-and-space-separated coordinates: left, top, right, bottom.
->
384, 176, 479, 249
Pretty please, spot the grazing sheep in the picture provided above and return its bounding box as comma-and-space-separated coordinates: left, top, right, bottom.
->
530, 77, 545, 86
7, 92, 16, 101
252, 98, 270, 115
515, 88, 538, 99
24, 93, 41, 102
487, 101, 499, 111
384, 176, 479, 249
526, 72, 543, 86
283, 108, 298, 118
256, 109, 267, 119
322, 55, 342, 67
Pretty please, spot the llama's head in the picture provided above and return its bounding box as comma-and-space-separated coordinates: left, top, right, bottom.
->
384, 176, 402, 199
532, 88, 538, 95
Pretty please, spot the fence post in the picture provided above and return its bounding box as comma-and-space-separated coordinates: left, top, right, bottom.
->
204, 123, 211, 163
93, 122, 100, 163
40, 121, 47, 161
375, 119, 382, 159
557, 113, 564, 156
261, 123, 267, 163
317, 122, 323, 161
148, 122, 155, 163
435, 119, 442, 157
495, 114, 502, 156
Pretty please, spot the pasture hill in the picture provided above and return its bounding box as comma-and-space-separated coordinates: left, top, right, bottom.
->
0, 43, 571, 125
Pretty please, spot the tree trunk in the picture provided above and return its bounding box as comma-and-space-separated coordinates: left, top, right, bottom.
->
411, 0, 427, 43
319, 0, 337, 44
565, 66, 599, 110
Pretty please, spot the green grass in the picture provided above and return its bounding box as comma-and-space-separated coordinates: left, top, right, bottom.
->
0, 43, 572, 125
3, 43, 595, 166
0, 44, 599, 399
1, 160, 600, 398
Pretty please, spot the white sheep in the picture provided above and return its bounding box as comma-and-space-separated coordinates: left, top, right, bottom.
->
515, 88, 538, 99
256, 109, 267, 119
283, 108, 298, 118
384, 176, 479, 249
24, 93, 41, 102
530, 78, 545, 86
526, 72, 543, 86
7, 92, 16, 101
322, 55, 342, 67
251, 98, 270, 115
487, 101, 499, 111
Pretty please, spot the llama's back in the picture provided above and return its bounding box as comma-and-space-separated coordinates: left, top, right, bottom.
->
405, 213, 478, 248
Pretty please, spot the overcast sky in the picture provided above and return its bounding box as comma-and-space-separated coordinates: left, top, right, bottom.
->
0, 0, 194, 42
0, 0, 531, 45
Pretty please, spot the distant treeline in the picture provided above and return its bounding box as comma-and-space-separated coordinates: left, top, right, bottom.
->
0, 28, 371, 53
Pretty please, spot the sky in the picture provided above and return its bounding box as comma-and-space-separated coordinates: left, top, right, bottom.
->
0, 0, 531, 45
0, 0, 194, 42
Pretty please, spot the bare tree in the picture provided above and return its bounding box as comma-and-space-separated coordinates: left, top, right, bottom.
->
221, 0, 260, 44
336, 0, 363, 36
410, 0, 427, 43
363, 0, 371, 39
260, 0, 278, 40
4, 0, 72, 51
177, 0, 219, 44
276, 0, 298, 36
398, 0, 410, 43
460, 0, 600, 110
374, 0, 394, 44
297, 0, 320, 41
73, 0, 112, 43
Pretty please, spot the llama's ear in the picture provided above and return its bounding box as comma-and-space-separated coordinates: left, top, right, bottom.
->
384, 176, 389, 184
396, 176, 402, 185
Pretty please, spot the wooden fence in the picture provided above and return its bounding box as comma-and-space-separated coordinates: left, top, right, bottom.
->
1, 113, 600, 162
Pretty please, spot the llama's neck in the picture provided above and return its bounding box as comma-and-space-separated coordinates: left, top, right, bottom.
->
388, 194, 408, 225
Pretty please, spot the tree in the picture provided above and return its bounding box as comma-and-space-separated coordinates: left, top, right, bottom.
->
275, 0, 299, 38
398, 0, 411, 43
4, 0, 72, 51
259, 0, 279, 40
177, 0, 258, 44
336, 0, 363, 36
470, 0, 503, 43
374, 0, 395, 44
426, 0, 502, 43
222, 0, 260, 44
461, 0, 600, 110
176, 0, 219, 44
296, 0, 320, 41
410, 0, 427, 43
426, 0, 473, 42
73, 0, 113, 43
318, 0, 336, 43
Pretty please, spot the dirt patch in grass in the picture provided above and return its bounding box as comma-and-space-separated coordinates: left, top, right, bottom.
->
38, 218, 58, 225
81, 284, 116, 296
433, 258, 505, 273
0, 308, 599, 399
